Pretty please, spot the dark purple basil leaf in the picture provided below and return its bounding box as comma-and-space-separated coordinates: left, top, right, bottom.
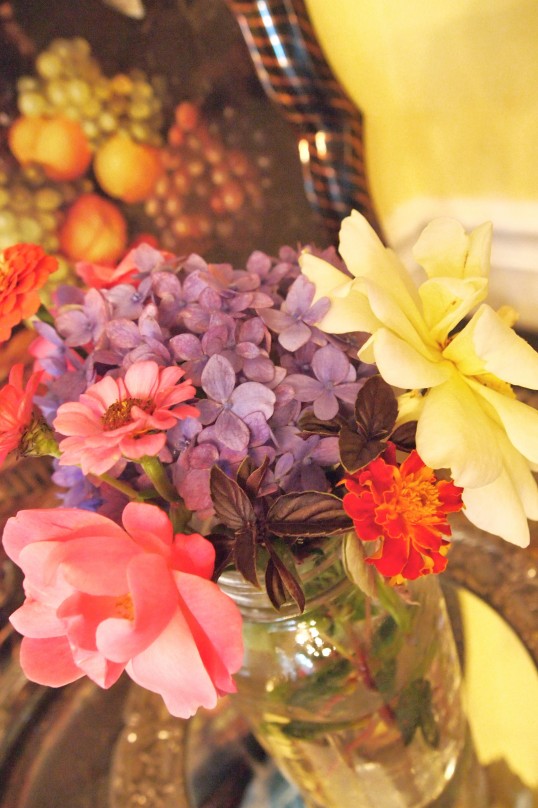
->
391, 421, 417, 452
265, 541, 305, 612
234, 526, 259, 587
354, 376, 398, 440
339, 423, 385, 473
208, 533, 235, 581
267, 492, 352, 537
244, 455, 271, 498
298, 409, 344, 436
210, 465, 256, 531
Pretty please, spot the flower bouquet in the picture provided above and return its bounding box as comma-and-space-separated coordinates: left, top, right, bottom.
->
1, 211, 538, 807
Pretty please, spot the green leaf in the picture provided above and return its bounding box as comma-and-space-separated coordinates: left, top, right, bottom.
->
341, 531, 378, 599
395, 679, 424, 745
376, 576, 413, 634
267, 492, 353, 537
339, 424, 385, 474
354, 376, 398, 441
372, 657, 396, 696
210, 465, 256, 531
395, 679, 439, 748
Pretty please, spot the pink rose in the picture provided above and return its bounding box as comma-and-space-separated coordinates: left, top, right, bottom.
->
3, 502, 244, 718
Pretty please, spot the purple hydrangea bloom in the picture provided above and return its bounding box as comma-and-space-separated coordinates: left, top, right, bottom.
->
259, 274, 330, 351
37, 238, 376, 522
284, 344, 363, 420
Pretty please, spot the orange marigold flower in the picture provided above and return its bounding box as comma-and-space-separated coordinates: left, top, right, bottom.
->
0, 363, 44, 467
343, 444, 463, 581
0, 244, 58, 343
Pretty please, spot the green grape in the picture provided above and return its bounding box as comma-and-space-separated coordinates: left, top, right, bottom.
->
21, 165, 46, 186
43, 234, 60, 252
19, 216, 43, 242
10, 185, 33, 212
68, 79, 91, 106
81, 120, 99, 140
36, 51, 63, 80
46, 79, 70, 107
98, 111, 118, 132
35, 187, 63, 211
36, 211, 59, 232
19, 91, 48, 117
0, 210, 17, 232
129, 100, 152, 120
132, 80, 153, 100
129, 121, 151, 142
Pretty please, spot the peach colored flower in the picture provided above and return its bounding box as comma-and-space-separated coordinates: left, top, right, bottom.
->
2, 502, 244, 718
0, 363, 44, 466
54, 360, 198, 475
0, 243, 58, 342
343, 444, 463, 581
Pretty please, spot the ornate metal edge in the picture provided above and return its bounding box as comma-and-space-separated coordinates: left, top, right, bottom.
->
447, 512, 538, 670
224, 0, 382, 242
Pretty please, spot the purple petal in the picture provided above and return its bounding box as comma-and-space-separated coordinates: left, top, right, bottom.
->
303, 296, 331, 325
284, 374, 322, 402
311, 436, 340, 465
243, 411, 271, 446
238, 317, 265, 344
230, 382, 275, 419
201, 354, 236, 403
215, 410, 250, 451
106, 319, 140, 349
284, 275, 314, 316
243, 356, 275, 384
313, 391, 339, 420
312, 345, 350, 384
334, 382, 362, 404
259, 308, 293, 333
169, 333, 203, 361
196, 399, 222, 425
279, 322, 311, 352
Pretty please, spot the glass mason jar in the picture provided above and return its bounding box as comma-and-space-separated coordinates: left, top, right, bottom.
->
219, 536, 472, 808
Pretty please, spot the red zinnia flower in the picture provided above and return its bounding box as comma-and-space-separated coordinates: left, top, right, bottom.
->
0, 363, 44, 467
343, 444, 463, 581
0, 243, 58, 343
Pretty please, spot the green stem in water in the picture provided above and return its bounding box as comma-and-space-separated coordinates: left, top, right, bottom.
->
139, 455, 181, 504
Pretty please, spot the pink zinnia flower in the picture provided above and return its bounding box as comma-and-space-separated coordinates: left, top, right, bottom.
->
0, 363, 43, 467
54, 360, 198, 475
2, 502, 244, 718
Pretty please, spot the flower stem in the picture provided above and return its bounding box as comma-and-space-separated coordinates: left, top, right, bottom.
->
169, 501, 194, 533
139, 455, 181, 504
98, 473, 145, 501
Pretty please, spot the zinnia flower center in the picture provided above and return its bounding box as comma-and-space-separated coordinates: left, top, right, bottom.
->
102, 397, 153, 430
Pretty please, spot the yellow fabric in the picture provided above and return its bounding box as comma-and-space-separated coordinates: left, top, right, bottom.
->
304, 0, 538, 221
305, 1, 538, 785
459, 589, 538, 787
